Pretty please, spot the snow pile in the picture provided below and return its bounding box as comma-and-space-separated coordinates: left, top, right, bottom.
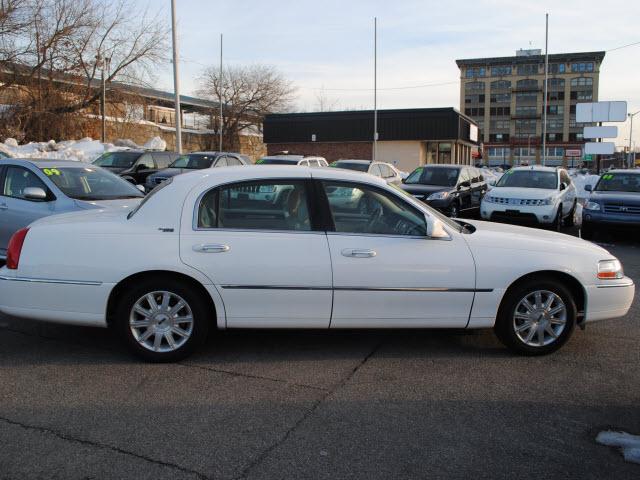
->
1, 136, 168, 163
596, 430, 640, 464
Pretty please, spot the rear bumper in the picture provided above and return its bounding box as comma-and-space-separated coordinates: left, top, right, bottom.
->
0, 272, 112, 327
585, 278, 635, 322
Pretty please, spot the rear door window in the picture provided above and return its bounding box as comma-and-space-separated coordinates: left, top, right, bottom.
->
2, 166, 49, 200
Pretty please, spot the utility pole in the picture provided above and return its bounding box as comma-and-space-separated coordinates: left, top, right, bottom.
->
629, 111, 639, 168
541, 13, 549, 166
171, 0, 183, 154
219, 33, 223, 151
99, 55, 111, 143
373, 17, 378, 161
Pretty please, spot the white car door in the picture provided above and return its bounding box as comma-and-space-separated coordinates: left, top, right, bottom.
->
180, 178, 333, 328
560, 170, 576, 214
320, 180, 477, 328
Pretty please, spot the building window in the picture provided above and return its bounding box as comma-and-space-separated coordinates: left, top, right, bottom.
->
489, 133, 510, 142
548, 63, 566, 74
490, 106, 510, 116
490, 93, 510, 103
571, 62, 594, 73
516, 92, 537, 103
515, 106, 537, 117
464, 107, 484, 117
490, 119, 510, 130
547, 78, 565, 89
464, 81, 485, 92
546, 147, 565, 157
488, 147, 511, 158
570, 77, 593, 87
465, 94, 485, 104
547, 91, 565, 101
515, 119, 536, 133
547, 117, 564, 130
546, 133, 560, 142
491, 80, 511, 90
516, 79, 538, 90
466, 67, 486, 78
517, 64, 539, 75
514, 147, 536, 157
491, 65, 512, 76
546, 105, 564, 115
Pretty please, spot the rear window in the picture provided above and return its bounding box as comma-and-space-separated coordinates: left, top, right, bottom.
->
256, 158, 300, 165
330, 161, 370, 172
496, 170, 558, 189
93, 152, 142, 168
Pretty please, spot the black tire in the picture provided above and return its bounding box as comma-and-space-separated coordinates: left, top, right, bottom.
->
114, 277, 210, 362
551, 206, 562, 231
565, 200, 576, 227
448, 201, 460, 219
581, 222, 594, 240
494, 277, 576, 356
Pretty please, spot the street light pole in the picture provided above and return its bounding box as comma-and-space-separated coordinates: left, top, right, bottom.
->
629, 110, 639, 168
219, 33, 223, 152
99, 56, 111, 143
541, 13, 549, 166
171, 0, 183, 154
373, 17, 378, 161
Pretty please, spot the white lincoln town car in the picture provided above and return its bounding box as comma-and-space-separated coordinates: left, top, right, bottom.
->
0, 166, 634, 362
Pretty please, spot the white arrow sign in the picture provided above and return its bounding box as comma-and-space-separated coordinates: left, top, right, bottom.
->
583, 126, 618, 139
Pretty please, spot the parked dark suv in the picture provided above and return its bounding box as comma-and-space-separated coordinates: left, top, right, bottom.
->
92, 150, 179, 186
401, 164, 488, 218
582, 169, 640, 239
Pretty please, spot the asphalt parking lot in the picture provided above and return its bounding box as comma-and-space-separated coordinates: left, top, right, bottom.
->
0, 229, 638, 480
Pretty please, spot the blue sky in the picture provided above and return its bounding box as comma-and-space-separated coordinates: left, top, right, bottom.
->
136, 0, 640, 144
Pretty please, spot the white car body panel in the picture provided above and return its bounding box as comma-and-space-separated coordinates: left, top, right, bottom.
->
0, 166, 633, 334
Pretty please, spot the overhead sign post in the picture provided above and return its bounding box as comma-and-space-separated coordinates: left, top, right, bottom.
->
578, 101, 627, 173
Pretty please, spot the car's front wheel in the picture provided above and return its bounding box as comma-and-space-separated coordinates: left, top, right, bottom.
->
114, 278, 210, 362
495, 278, 576, 355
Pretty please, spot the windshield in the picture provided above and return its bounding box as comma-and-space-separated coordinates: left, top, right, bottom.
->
40, 166, 144, 200
595, 173, 640, 193
330, 161, 370, 172
169, 154, 216, 169
256, 158, 300, 165
92, 152, 141, 168
495, 170, 558, 189
404, 167, 460, 186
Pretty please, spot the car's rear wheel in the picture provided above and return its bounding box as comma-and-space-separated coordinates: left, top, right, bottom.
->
114, 278, 209, 362
495, 278, 576, 355
565, 200, 576, 227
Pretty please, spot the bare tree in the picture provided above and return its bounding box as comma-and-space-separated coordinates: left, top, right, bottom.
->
196, 64, 296, 150
313, 86, 338, 112
0, 0, 169, 140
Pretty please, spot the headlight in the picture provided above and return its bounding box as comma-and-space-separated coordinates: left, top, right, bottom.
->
483, 195, 495, 203
541, 197, 554, 205
584, 201, 601, 211
427, 191, 449, 201
598, 259, 624, 280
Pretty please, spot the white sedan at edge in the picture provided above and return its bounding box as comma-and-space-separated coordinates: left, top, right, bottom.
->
0, 165, 634, 362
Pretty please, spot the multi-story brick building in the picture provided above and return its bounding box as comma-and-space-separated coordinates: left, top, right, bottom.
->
456, 49, 605, 167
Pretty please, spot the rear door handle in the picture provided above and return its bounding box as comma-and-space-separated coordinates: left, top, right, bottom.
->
341, 248, 376, 258
193, 243, 230, 253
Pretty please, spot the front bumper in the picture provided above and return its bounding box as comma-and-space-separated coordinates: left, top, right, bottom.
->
582, 210, 640, 229
481, 202, 557, 225
585, 278, 635, 322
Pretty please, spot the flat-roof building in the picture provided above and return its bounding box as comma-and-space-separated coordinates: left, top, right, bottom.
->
456, 49, 605, 166
263, 108, 479, 172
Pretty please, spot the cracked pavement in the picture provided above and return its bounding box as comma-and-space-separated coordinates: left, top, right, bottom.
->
0, 239, 638, 479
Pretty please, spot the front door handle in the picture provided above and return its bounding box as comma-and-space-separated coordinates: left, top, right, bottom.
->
193, 243, 230, 253
341, 248, 376, 258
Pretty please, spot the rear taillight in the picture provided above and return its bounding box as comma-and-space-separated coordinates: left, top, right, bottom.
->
6, 227, 29, 270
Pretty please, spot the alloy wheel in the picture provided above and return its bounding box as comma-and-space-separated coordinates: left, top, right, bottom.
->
512, 290, 567, 347
129, 291, 194, 353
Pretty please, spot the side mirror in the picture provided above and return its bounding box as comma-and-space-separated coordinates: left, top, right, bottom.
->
136, 184, 146, 193
585, 184, 592, 192
426, 216, 451, 240
23, 186, 47, 201
560, 182, 567, 191
401, 178, 406, 184
135, 163, 146, 171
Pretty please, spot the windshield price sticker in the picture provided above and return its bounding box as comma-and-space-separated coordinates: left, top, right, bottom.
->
601, 174, 614, 180
42, 168, 61, 176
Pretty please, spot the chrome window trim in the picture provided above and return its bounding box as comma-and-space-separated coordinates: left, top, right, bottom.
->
220, 284, 493, 293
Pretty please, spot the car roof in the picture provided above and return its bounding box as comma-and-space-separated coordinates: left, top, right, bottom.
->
510, 165, 559, 173
335, 159, 372, 164
607, 169, 639, 174
190, 151, 242, 156
419, 164, 464, 169
1, 158, 97, 168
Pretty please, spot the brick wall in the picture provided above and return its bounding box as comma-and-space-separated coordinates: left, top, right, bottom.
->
267, 142, 373, 162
